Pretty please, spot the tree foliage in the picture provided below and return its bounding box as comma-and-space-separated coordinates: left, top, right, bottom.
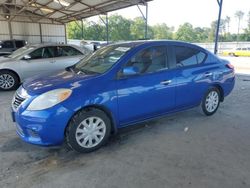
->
67, 11, 250, 42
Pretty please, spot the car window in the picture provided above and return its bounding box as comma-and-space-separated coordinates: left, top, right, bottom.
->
174, 46, 206, 67
57, 46, 82, 57
125, 46, 168, 74
15, 41, 24, 48
43, 47, 56, 58
242, 48, 247, 50
236, 48, 241, 50
2, 41, 14, 48
29, 48, 44, 59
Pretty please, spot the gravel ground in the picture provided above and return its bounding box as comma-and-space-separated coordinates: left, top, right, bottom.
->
0, 57, 250, 188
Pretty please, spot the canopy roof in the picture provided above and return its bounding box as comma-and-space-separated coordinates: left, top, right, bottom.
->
0, 0, 152, 24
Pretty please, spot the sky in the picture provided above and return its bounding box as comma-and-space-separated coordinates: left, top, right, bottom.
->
90, 0, 250, 34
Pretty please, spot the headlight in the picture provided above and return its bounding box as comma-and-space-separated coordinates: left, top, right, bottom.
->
27, 89, 72, 111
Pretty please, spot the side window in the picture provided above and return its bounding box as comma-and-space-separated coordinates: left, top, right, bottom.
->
125, 46, 168, 74
43, 47, 56, 58
242, 48, 247, 50
29, 48, 44, 59
15, 41, 24, 48
57, 46, 82, 57
2, 41, 14, 48
175, 46, 206, 67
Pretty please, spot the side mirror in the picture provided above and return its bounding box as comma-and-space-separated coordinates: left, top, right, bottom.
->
122, 66, 139, 76
23, 54, 31, 60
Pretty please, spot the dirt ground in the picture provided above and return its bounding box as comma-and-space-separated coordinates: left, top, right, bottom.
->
0, 57, 250, 188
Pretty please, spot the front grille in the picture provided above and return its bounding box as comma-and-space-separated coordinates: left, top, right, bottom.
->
12, 93, 26, 112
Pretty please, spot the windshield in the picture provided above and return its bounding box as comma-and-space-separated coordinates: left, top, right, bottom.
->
8, 46, 35, 59
75, 45, 131, 74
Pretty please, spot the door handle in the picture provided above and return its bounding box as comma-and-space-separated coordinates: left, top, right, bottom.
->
49, 60, 55, 63
204, 72, 212, 77
160, 80, 172, 85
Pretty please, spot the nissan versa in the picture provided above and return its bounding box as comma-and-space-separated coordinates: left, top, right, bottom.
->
11, 41, 235, 153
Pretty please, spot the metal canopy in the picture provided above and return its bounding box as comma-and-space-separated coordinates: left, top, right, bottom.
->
0, 0, 152, 24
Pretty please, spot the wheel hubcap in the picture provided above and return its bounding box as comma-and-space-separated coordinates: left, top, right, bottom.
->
205, 91, 219, 113
0, 74, 15, 89
75, 116, 106, 148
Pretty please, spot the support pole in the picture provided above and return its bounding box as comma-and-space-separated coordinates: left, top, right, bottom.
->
39, 23, 42, 43
8, 21, 13, 40
214, 0, 223, 54
106, 13, 109, 44
64, 24, 67, 44
81, 19, 84, 39
145, 2, 148, 39
137, 3, 148, 39
99, 14, 109, 43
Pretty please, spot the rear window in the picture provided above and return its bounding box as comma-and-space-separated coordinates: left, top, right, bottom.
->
15, 41, 25, 48
174, 46, 206, 67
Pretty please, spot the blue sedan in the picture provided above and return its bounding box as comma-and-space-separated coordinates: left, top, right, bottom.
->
11, 41, 235, 153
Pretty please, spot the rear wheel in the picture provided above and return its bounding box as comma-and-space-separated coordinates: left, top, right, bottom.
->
202, 88, 220, 116
66, 108, 111, 153
0, 70, 19, 91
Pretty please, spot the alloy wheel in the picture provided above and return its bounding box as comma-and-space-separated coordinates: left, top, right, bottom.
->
0, 74, 15, 89
205, 91, 219, 113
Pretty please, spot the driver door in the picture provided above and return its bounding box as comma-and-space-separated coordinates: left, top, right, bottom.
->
21, 46, 57, 78
117, 45, 176, 126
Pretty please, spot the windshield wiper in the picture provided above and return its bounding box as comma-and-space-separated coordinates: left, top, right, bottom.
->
80, 69, 99, 75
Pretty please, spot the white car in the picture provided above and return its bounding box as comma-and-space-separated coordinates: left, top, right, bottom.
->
0, 44, 91, 90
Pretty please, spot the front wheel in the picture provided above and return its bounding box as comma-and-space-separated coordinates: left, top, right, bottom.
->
66, 108, 111, 153
0, 70, 19, 91
202, 88, 220, 116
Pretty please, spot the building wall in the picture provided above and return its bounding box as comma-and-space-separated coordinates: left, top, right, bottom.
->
0, 21, 66, 44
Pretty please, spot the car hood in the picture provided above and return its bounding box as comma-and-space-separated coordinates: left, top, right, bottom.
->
23, 70, 98, 94
0, 56, 16, 63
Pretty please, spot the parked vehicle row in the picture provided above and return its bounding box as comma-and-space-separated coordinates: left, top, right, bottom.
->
11, 40, 235, 153
0, 44, 91, 90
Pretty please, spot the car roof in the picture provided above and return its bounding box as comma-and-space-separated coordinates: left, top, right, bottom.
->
107, 40, 205, 51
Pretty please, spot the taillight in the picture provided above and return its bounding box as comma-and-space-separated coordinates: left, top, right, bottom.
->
226, 63, 234, 69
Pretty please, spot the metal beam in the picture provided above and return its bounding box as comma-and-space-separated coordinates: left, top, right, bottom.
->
214, 0, 223, 54
137, 2, 148, 39
99, 14, 109, 43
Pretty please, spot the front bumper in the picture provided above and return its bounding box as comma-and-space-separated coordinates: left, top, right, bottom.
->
13, 105, 74, 146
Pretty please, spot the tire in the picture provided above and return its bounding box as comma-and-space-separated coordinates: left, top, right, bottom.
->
66, 108, 111, 153
202, 88, 221, 116
0, 70, 19, 91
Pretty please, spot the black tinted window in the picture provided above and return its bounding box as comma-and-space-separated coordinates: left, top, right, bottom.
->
126, 46, 168, 74
175, 46, 206, 67
15, 41, 25, 48
2, 41, 14, 48
57, 46, 82, 57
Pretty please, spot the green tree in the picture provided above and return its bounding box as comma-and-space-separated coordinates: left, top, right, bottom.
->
130, 17, 153, 40
194, 27, 210, 42
67, 21, 83, 39
107, 14, 132, 41
152, 23, 173, 39
175, 23, 197, 42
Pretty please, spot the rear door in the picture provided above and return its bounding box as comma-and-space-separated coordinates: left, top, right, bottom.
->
171, 45, 210, 108
53, 46, 84, 70
117, 45, 176, 126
